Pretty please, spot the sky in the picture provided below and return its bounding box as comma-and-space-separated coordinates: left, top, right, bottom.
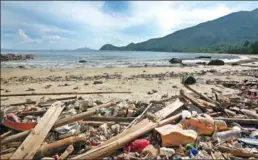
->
1, 1, 258, 50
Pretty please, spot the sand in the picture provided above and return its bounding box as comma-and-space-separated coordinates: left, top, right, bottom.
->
1, 55, 258, 106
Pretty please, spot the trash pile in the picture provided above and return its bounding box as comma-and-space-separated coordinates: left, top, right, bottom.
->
1, 81, 258, 160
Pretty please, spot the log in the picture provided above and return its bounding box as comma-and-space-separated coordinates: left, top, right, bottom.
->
1, 91, 132, 97
1, 102, 114, 145
71, 99, 184, 159
217, 145, 258, 158
84, 116, 135, 122
10, 101, 65, 160
214, 117, 258, 125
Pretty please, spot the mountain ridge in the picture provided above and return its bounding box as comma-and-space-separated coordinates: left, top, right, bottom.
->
99, 8, 258, 53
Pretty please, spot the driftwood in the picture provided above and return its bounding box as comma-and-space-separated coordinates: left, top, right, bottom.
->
84, 116, 135, 122
240, 109, 258, 119
123, 103, 152, 132
150, 96, 178, 104
3, 96, 77, 106
1, 102, 114, 145
18, 110, 47, 117
184, 85, 218, 105
10, 101, 65, 159
180, 89, 211, 111
71, 99, 183, 159
214, 117, 258, 125
79, 121, 130, 126
59, 145, 74, 159
3, 136, 86, 159
1, 91, 132, 97
217, 145, 258, 158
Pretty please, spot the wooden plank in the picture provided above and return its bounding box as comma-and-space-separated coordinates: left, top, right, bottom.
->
10, 101, 65, 159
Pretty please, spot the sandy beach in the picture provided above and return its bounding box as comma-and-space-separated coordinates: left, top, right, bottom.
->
1, 55, 258, 106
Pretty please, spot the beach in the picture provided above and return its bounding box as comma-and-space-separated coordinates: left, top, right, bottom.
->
1, 54, 258, 106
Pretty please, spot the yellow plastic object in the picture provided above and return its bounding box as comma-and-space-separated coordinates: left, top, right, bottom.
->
154, 124, 197, 147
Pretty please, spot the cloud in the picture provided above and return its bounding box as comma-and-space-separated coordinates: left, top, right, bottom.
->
1, 1, 258, 50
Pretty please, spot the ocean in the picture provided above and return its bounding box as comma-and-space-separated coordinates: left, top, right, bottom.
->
1, 51, 240, 69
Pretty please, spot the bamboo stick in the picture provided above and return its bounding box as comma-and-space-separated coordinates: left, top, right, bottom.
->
79, 121, 130, 126
1, 91, 131, 97
213, 117, 258, 125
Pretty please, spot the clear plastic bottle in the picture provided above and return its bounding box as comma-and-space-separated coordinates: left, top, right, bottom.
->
213, 126, 241, 143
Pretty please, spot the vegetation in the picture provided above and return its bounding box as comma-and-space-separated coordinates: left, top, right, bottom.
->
100, 8, 258, 54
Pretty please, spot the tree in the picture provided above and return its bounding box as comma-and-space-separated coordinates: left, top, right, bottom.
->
244, 40, 250, 47
250, 41, 258, 54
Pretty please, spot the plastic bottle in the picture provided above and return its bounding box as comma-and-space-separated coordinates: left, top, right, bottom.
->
159, 147, 175, 157
213, 126, 241, 143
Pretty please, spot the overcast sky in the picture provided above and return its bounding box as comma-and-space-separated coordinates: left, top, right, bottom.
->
1, 1, 258, 50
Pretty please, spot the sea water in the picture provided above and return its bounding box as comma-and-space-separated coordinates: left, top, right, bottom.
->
1, 50, 240, 69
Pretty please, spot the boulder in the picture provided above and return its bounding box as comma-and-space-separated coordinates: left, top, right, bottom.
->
181, 76, 196, 85
196, 62, 207, 65
195, 56, 211, 59
169, 58, 182, 64
208, 59, 224, 66
79, 60, 87, 63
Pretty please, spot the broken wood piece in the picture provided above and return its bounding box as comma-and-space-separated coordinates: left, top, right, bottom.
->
0, 131, 12, 138
10, 101, 65, 160
71, 99, 184, 159
4, 136, 86, 159
214, 117, 258, 125
17, 110, 47, 117
240, 109, 258, 119
84, 116, 135, 122
150, 96, 178, 104
217, 145, 258, 158
180, 89, 211, 111
59, 145, 74, 159
3, 96, 77, 107
123, 103, 152, 132
1, 102, 114, 145
184, 85, 218, 105
79, 121, 130, 126
1, 91, 132, 97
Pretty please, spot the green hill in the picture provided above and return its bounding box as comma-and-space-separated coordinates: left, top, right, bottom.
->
100, 8, 258, 53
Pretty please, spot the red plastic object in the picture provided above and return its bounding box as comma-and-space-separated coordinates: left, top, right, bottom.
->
2, 119, 37, 131
124, 139, 150, 153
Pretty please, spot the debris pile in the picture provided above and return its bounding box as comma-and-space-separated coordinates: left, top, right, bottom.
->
1, 80, 258, 160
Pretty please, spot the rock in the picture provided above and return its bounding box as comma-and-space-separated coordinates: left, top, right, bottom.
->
181, 76, 196, 85
44, 85, 52, 89
79, 60, 87, 63
93, 81, 103, 85
196, 62, 207, 65
208, 59, 225, 66
169, 58, 182, 64
1, 53, 34, 61
17, 65, 25, 69
195, 56, 211, 59
25, 88, 35, 91
231, 62, 239, 66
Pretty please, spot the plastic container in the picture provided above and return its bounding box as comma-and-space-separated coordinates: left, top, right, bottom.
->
159, 147, 175, 157
213, 126, 241, 143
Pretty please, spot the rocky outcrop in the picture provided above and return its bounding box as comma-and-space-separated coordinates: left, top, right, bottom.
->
169, 58, 182, 64
208, 59, 225, 66
1, 53, 34, 61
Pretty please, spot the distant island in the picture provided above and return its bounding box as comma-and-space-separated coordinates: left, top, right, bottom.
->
1, 47, 96, 52
100, 8, 258, 54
